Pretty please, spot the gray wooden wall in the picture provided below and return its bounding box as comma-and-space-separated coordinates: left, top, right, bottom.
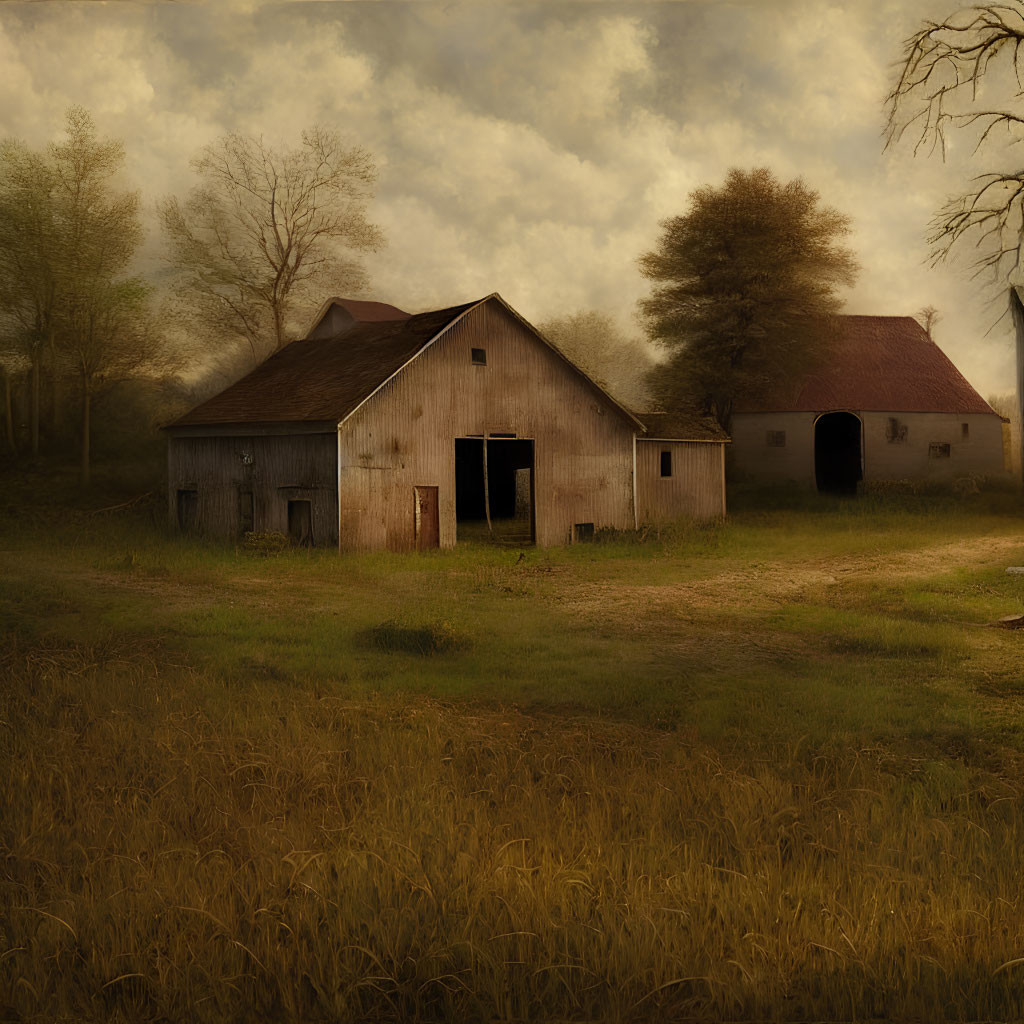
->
167, 430, 338, 545
636, 440, 726, 521
337, 300, 637, 550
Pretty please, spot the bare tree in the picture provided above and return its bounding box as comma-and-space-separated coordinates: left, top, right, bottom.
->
536, 310, 652, 409
916, 304, 942, 338
159, 128, 385, 363
886, 3, 1024, 277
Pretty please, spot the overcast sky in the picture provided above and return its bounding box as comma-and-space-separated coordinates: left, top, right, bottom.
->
0, 0, 1017, 398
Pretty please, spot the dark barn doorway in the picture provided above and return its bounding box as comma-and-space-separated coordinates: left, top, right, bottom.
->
815, 412, 862, 494
287, 499, 313, 546
455, 437, 534, 544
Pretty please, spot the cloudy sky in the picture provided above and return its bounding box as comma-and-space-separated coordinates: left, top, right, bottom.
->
0, 0, 1018, 398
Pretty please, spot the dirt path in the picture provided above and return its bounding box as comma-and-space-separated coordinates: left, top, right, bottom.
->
562, 533, 1024, 622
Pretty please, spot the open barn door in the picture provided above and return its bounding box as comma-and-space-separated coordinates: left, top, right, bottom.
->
455, 437, 535, 544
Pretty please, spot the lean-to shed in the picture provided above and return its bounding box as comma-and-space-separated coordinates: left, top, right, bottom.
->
166, 293, 727, 550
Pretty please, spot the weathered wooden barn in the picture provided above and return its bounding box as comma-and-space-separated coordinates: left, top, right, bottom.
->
166, 294, 727, 550
728, 316, 1005, 491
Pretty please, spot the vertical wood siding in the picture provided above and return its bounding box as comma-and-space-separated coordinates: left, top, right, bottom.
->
337, 300, 637, 551
636, 440, 726, 521
167, 432, 338, 545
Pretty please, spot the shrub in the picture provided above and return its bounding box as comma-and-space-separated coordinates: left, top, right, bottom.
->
357, 619, 467, 655
242, 530, 289, 555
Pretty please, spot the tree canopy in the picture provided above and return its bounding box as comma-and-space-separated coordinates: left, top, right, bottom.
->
536, 310, 652, 410
637, 167, 858, 431
0, 107, 171, 482
159, 127, 385, 363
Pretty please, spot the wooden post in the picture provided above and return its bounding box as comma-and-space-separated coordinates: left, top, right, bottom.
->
1009, 287, 1024, 486
482, 434, 493, 537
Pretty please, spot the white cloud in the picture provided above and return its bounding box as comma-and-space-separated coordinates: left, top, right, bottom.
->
0, 0, 1016, 396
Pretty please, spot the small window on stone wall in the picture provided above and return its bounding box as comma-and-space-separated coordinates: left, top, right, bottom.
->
766, 430, 786, 447
928, 442, 951, 459
961, 422, 969, 440
886, 417, 908, 443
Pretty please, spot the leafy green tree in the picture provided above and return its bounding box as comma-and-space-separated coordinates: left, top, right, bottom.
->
159, 128, 384, 363
0, 141, 60, 455
51, 109, 157, 484
0, 108, 170, 483
537, 310, 652, 409
637, 167, 858, 432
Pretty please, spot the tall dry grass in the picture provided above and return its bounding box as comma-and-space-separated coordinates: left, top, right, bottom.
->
3, 635, 1024, 1022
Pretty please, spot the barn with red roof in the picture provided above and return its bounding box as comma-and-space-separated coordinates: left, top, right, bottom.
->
729, 315, 1005, 491
166, 294, 728, 550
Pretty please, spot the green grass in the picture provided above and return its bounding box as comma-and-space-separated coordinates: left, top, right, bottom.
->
2, 483, 1024, 1021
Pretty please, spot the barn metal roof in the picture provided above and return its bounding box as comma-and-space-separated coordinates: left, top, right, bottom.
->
169, 294, 645, 431
635, 411, 729, 442
170, 301, 476, 427
734, 315, 997, 415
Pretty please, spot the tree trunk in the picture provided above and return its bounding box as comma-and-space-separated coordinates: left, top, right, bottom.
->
2, 367, 14, 453
48, 329, 60, 439
30, 353, 40, 457
273, 302, 286, 352
80, 384, 91, 487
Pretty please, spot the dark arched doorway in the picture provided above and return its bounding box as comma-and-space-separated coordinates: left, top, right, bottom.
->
815, 412, 862, 494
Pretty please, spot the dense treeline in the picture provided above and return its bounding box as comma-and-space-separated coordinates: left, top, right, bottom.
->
0, 108, 385, 489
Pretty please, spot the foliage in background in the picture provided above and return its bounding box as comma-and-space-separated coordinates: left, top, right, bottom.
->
537, 310, 652, 410
0, 108, 175, 483
159, 127, 385, 366
636, 167, 858, 432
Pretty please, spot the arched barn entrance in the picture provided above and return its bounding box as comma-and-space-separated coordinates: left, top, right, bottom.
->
815, 412, 862, 494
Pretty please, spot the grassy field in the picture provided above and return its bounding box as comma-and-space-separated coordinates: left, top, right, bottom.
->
2, 479, 1024, 1021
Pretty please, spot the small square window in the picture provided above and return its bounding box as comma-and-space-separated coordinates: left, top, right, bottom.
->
961, 422, 969, 440
928, 442, 951, 459
887, 417, 907, 443
766, 430, 786, 447
660, 450, 672, 477
471, 348, 487, 365
574, 522, 594, 543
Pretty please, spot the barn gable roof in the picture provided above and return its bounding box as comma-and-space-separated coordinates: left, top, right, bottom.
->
169, 294, 644, 431
734, 315, 997, 416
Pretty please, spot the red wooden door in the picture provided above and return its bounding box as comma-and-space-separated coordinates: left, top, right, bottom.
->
415, 486, 439, 550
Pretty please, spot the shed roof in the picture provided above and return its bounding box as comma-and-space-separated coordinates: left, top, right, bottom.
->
734, 316, 997, 415
169, 294, 644, 431
635, 410, 729, 442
